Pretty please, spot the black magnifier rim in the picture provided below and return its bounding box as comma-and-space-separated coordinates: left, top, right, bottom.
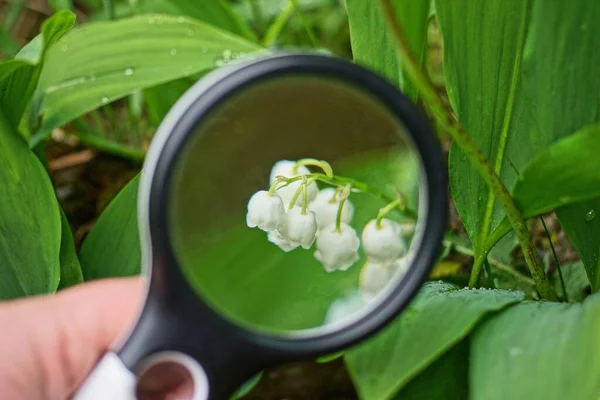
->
145, 53, 447, 358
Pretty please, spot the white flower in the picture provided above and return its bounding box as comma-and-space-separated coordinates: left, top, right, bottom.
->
361, 218, 406, 263
246, 190, 286, 232
268, 230, 298, 252
308, 188, 354, 229
279, 207, 318, 249
269, 160, 318, 207
314, 222, 360, 272
359, 256, 410, 301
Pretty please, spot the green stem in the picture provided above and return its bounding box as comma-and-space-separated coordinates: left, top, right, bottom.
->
277, 173, 417, 219
288, 178, 306, 210
447, 240, 535, 287
77, 131, 145, 162
290, 0, 319, 47
301, 179, 308, 214
377, 198, 405, 228
335, 187, 350, 232
248, 0, 266, 29
295, 158, 334, 177
103, 0, 115, 20
540, 216, 568, 302
483, 258, 495, 288
378, 0, 556, 301
262, 0, 295, 47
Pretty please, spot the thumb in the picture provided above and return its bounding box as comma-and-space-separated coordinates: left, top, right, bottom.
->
0, 278, 143, 400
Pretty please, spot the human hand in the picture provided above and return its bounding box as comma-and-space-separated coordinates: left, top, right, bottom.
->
0, 278, 142, 400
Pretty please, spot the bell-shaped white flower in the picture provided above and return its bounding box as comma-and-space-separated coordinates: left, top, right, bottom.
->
314, 222, 360, 272
269, 160, 318, 207
308, 188, 354, 229
268, 230, 299, 252
246, 190, 286, 232
359, 256, 410, 301
279, 207, 318, 249
361, 218, 406, 263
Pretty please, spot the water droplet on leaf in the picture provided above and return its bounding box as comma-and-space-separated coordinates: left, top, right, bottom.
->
177, 16, 185, 23
61, 45, 68, 52
170, 48, 177, 56
101, 96, 109, 104
124, 68, 134, 76
585, 209, 596, 222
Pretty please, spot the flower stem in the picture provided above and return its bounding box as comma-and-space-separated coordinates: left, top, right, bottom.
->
288, 177, 307, 210
335, 185, 351, 232
301, 179, 309, 215
295, 158, 334, 177
376, 197, 406, 228
378, 0, 556, 301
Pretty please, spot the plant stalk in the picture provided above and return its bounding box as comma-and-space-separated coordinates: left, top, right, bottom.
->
378, 0, 556, 300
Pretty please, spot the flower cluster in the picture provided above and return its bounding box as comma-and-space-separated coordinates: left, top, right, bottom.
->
246, 159, 412, 301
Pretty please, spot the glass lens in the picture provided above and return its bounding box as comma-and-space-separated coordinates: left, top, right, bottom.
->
168, 74, 425, 335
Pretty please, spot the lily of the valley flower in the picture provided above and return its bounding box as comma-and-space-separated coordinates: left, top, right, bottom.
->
359, 256, 409, 301
280, 207, 318, 249
361, 218, 406, 262
309, 188, 354, 229
268, 230, 299, 252
314, 222, 360, 272
246, 190, 286, 232
270, 160, 318, 207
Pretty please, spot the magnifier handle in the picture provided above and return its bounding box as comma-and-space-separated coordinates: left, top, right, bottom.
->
72, 352, 137, 400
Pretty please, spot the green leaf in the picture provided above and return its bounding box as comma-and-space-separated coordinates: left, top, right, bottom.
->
487, 126, 600, 248
346, 0, 430, 100
31, 14, 261, 147
551, 262, 590, 303
79, 175, 141, 280
345, 282, 524, 399
57, 208, 84, 290
144, 78, 195, 127
392, 340, 469, 400
0, 10, 75, 129
471, 293, 600, 400
0, 109, 61, 299
139, 0, 255, 41
436, 0, 533, 262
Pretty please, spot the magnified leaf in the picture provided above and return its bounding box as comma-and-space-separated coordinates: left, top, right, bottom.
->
0, 109, 61, 299
138, 0, 255, 41
31, 14, 262, 146
436, 0, 533, 265
79, 175, 141, 280
346, 0, 430, 100
471, 292, 600, 400
345, 282, 524, 399
0, 10, 74, 129
57, 208, 84, 290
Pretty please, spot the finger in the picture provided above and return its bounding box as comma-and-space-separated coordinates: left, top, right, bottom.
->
0, 278, 143, 400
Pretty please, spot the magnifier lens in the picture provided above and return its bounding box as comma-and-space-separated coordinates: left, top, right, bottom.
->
168, 75, 425, 334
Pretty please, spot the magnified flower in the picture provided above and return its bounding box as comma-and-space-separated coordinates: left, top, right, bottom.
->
279, 207, 318, 249
359, 256, 409, 301
314, 222, 360, 272
267, 230, 299, 252
361, 218, 406, 263
324, 292, 364, 324
269, 160, 318, 207
246, 190, 286, 232
309, 188, 354, 229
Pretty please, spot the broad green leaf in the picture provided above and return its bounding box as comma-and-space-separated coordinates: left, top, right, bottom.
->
551, 262, 590, 303
471, 293, 600, 400
0, 109, 61, 299
487, 126, 600, 250
521, 0, 600, 293
345, 282, 524, 399
392, 340, 469, 400
139, 0, 255, 41
79, 175, 141, 280
0, 10, 75, 129
31, 14, 262, 147
57, 208, 83, 290
346, 0, 430, 100
437, 0, 532, 261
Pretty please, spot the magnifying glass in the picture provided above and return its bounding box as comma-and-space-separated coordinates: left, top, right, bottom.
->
74, 53, 447, 400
